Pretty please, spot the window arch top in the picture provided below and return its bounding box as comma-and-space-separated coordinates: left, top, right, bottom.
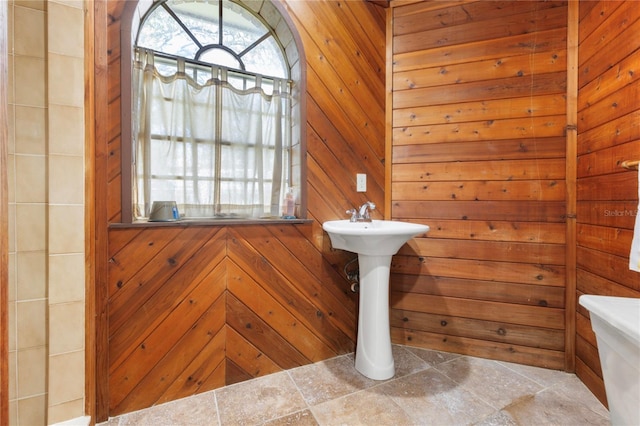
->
136, 0, 289, 79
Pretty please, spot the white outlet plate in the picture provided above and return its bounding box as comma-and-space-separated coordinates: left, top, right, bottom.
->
356, 173, 367, 192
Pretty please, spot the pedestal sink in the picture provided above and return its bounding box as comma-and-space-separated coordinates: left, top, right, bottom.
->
323, 219, 429, 380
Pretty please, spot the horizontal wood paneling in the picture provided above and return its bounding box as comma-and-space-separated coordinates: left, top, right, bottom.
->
390, 310, 565, 351
394, 94, 566, 127
391, 293, 565, 330
394, 50, 567, 90
391, 327, 565, 369
95, 0, 385, 419
393, 138, 566, 162
391, 274, 565, 308
393, 159, 567, 181
392, 256, 565, 287
393, 27, 568, 73
406, 238, 565, 265
393, 200, 566, 222
389, 0, 568, 369
415, 219, 566, 244
393, 2, 567, 54
394, 72, 567, 109
575, 0, 640, 406
392, 180, 566, 201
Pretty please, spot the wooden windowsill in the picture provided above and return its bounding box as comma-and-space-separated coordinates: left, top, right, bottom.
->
109, 217, 313, 229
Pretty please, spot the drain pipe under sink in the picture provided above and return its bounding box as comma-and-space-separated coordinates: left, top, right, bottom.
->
344, 257, 359, 293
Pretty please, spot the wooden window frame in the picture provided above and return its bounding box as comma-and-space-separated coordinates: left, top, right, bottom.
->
120, 0, 307, 224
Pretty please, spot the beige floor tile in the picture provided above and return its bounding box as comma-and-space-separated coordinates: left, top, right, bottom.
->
550, 375, 610, 420
474, 410, 520, 426
288, 344, 431, 407
215, 371, 307, 425
405, 346, 462, 367
378, 368, 496, 425
435, 356, 544, 410
391, 345, 432, 377
497, 360, 575, 388
115, 391, 218, 426
498, 381, 610, 425
263, 409, 319, 426
288, 353, 378, 405
311, 387, 415, 426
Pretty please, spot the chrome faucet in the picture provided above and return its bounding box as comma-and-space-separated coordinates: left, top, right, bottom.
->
346, 201, 376, 222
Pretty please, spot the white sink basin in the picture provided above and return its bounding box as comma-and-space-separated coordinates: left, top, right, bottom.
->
322, 219, 429, 256
322, 219, 429, 380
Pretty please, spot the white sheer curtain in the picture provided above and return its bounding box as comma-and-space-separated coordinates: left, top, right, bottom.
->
132, 48, 291, 219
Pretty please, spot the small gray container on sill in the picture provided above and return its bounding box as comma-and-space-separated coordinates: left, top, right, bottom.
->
149, 201, 180, 222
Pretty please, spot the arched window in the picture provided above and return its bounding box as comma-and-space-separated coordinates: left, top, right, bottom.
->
127, 0, 303, 221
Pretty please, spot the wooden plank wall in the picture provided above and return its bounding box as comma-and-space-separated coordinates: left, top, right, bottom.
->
94, 0, 387, 419
575, 0, 640, 406
388, 1, 569, 370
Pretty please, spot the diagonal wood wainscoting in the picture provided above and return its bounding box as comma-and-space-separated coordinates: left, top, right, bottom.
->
106, 224, 357, 416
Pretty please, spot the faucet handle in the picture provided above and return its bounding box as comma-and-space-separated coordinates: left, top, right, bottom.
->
346, 208, 358, 222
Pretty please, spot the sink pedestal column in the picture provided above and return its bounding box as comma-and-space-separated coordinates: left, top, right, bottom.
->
355, 254, 394, 380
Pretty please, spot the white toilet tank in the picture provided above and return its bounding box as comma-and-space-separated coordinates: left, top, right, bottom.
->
579, 295, 640, 426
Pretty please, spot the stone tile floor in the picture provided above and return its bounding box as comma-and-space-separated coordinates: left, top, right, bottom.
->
100, 344, 610, 425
